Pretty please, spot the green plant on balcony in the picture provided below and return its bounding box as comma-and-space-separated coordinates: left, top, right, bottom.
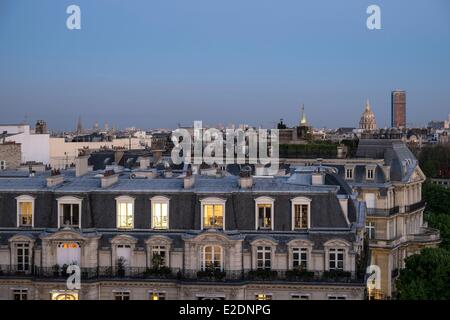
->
117, 257, 126, 277
197, 263, 226, 280
247, 268, 278, 280
285, 265, 315, 281
322, 269, 352, 281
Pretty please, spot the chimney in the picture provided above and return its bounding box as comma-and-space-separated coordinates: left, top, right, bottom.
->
101, 170, 118, 188
183, 169, 195, 189
337, 146, 345, 159
382, 165, 391, 181
140, 157, 150, 170
46, 169, 64, 187
75, 154, 89, 177
239, 166, 253, 189
311, 171, 324, 185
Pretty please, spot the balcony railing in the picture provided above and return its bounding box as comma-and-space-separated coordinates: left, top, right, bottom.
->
0, 265, 364, 284
405, 200, 426, 213
366, 206, 400, 217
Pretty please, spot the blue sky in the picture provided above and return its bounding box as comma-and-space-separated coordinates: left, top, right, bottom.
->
0, 0, 449, 131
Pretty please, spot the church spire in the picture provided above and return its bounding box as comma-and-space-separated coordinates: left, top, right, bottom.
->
300, 104, 308, 126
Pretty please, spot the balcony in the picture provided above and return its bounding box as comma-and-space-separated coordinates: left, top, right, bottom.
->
406, 227, 440, 244
404, 200, 426, 213
0, 265, 364, 284
366, 206, 400, 217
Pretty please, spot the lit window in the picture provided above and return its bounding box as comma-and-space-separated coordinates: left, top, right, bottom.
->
255, 293, 272, 300
114, 291, 130, 300
366, 168, 375, 180
291, 294, 309, 300
366, 221, 375, 240
294, 204, 308, 229
149, 292, 166, 300
16, 196, 34, 227
345, 168, 353, 180
59, 203, 80, 228
292, 248, 308, 270
116, 197, 134, 229
152, 202, 168, 229
256, 246, 271, 270
201, 245, 223, 271
257, 204, 272, 229
13, 289, 28, 300
16, 243, 30, 272
329, 248, 344, 271
151, 245, 167, 268
203, 204, 224, 229
51, 291, 79, 300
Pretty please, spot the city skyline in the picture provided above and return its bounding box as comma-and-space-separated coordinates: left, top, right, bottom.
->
1, 0, 450, 130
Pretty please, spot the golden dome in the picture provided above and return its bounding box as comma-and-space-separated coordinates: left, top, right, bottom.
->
359, 99, 377, 131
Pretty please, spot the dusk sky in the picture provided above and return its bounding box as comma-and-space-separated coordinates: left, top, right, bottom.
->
1, 0, 449, 131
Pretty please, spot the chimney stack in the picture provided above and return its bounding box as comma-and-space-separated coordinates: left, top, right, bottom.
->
101, 170, 118, 188
239, 166, 253, 189
311, 170, 324, 185
46, 169, 64, 187
75, 154, 89, 177
140, 157, 150, 170
183, 168, 195, 189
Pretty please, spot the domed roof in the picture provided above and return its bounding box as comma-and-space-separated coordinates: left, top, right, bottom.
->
359, 99, 377, 131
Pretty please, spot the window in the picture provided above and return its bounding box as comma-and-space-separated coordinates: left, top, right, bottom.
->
292, 248, 308, 270
328, 295, 346, 300
256, 246, 271, 270
0, 160, 6, 170
13, 289, 28, 300
16, 243, 30, 272
151, 245, 167, 267
366, 221, 375, 240
257, 204, 272, 229
291, 294, 309, 300
329, 248, 344, 271
255, 293, 272, 300
59, 203, 80, 228
345, 168, 353, 180
149, 292, 166, 300
203, 204, 224, 229
114, 291, 130, 300
151, 197, 169, 229
366, 168, 375, 180
57, 242, 81, 266
16, 195, 34, 227
201, 245, 223, 271
50, 291, 79, 300
116, 196, 134, 229
293, 204, 308, 229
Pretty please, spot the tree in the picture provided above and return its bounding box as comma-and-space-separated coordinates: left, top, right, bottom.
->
396, 248, 450, 299
422, 183, 450, 214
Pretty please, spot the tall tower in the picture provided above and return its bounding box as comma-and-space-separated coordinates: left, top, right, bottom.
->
76, 116, 83, 134
300, 104, 308, 126
391, 90, 406, 128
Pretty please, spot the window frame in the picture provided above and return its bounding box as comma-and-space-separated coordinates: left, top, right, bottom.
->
255, 197, 275, 230
366, 221, 375, 240
256, 246, 272, 270
329, 248, 345, 271
116, 196, 135, 229
200, 197, 226, 230
366, 166, 376, 180
56, 196, 82, 229
150, 196, 170, 230
12, 288, 28, 300
148, 291, 166, 300
113, 291, 131, 300
201, 245, 223, 271
292, 247, 308, 270
291, 197, 311, 230
16, 195, 35, 228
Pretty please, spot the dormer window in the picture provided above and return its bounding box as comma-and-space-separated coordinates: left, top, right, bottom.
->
291, 197, 311, 230
255, 197, 274, 230
366, 167, 375, 180
116, 196, 134, 229
57, 196, 82, 229
200, 198, 226, 230
16, 195, 35, 227
345, 168, 354, 180
151, 196, 169, 229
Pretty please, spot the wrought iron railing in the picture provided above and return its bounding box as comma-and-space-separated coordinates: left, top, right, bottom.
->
405, 200, 426, 213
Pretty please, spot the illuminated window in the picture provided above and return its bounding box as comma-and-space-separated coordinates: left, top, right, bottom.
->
51, 291, 79, 300
203, 204, 224, 229
294, 204, 308, 229
116, 196, 134, 229
201, 245, 223, 271
255, 293, 272, 300
13, 289, 28, 300
16, 195, 34, 228
329, 248, 344, 271
16, 243, 30, 272
256, 246, 271, 270
149, 292, 166, 300
257, 204, 272, 229
114, 291, 130, 300
292, 248, 308, 269
152, 202, 168, 229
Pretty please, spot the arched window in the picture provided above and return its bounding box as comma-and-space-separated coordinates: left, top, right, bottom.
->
201, 245, 223, 271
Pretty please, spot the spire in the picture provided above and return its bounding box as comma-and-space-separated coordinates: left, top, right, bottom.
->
300, 104, 308, 126
365, 98, 371, 111
76, 115, 83, 134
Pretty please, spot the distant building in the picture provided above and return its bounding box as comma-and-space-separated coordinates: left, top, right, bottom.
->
35, 120, 48, 134
0, 142, 21, 170
359, 99, 377, 131
391, 90, 406, 128
0, 124, 50, 164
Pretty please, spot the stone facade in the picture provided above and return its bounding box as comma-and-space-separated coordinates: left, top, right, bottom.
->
0, 142, 21, 170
